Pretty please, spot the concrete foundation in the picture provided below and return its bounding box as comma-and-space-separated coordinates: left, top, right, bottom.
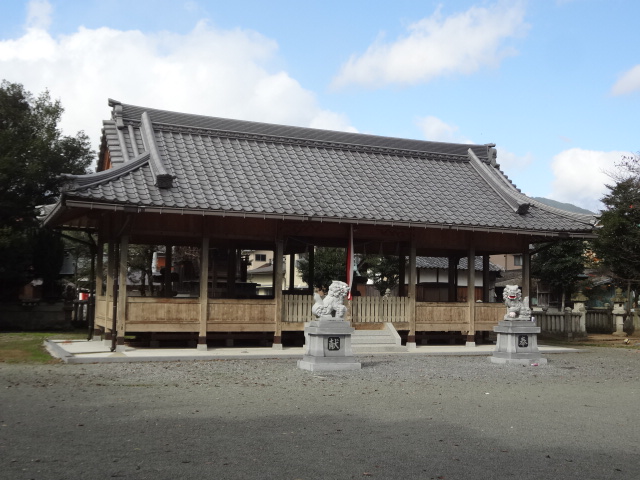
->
491, 320, 547, 365
298, 320, 361, 371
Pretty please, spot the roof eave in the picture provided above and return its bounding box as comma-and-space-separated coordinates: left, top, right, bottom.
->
60, 199, 597, 238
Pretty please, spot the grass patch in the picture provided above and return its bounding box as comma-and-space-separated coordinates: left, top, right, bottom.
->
0, 331, 86, 364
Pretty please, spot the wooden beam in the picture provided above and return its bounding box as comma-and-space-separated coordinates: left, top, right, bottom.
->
227, 246, 236, 298
308, 246, 315, 293
288, 254, 296, 292
198, 236, 210, 347
482, 255, 490, 303
522, 248, 531, 300
407, 235, 417, 345
467, 242, 476, 346
447, 256, 458, 302
273, 235, 284, 347
398, 244, 406, 297
105, 240, 115, 339
116, 234, 129, 349
94, 235, 104, 337
163, 244, 172, 298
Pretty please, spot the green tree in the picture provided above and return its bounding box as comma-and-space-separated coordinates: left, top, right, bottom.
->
0, 81, 93, 227
296, 248, 401, 295
593, 176, 640, 283
362, 255, 400, 295
128, 245, 159, 296
297, 247, 346, 291
531, 240, 587, 309
0, 81, 94, 299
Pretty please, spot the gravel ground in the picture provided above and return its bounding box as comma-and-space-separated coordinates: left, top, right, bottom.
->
1, 347, 640, 480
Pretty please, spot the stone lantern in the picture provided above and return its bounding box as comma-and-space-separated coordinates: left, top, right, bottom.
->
571, 289, 588, 335
611, 288, 627, 336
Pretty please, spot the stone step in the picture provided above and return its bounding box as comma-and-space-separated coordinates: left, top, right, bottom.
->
351, 323, 406, 353
352, 345, 407, 353
352, 329, 391, 336
351, 336, 396, 344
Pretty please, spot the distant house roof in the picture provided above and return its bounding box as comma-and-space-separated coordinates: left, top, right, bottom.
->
247, 263, 274, 275
494, 270, 523, 287
48, 100, 597, 236
416, 256, 502, 272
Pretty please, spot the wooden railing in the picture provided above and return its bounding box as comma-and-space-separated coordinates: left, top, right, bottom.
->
351, 296, 409, 323
282, 294, 504, 329
282, 295, 410, 323
96, 292, 503, 332
475, 303, 505, 329
283, 295, 315, 323
416, 302, 469, 331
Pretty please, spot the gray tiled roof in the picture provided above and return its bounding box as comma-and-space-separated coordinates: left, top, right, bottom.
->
247, 263, 275, 274
416, 256, 502, 272
60, 101, 597, 234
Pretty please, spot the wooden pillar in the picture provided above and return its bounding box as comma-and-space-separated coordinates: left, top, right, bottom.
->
482, 255, 490, 303
115, 234, 129, 351
227, 246, 236, 298
239, 252, 248, 282
198, 237, 210, 350
466, 244, 476, 347
522, 247, 531, 300
398, 246, 406, 297
308, 246, 315, 293
88, 237, 96, 335
104, 240, 116, 341
288, 254, 296, 292
110, 242, 119, 350
211, 248, 219, 298
273, 236, 284, 348
94, 236, 104, 337
447, 256, 458, 302
407, 236, 417, 347
163, 244, 172, 297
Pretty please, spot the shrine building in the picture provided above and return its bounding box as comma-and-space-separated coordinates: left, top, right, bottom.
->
42, 100, 597, 349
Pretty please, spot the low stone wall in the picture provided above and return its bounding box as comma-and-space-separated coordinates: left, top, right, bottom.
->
0, 302, 71, 331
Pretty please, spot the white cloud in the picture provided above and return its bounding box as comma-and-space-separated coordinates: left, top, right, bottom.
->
416, 116, 472, 143
548, 148, 630, 212
332, 1, 528, 89
0, 2, 355, 154
26, 0, 53, 31
611, 64, 640, 96
416, 116, 532, 175
495, 148, 533, 171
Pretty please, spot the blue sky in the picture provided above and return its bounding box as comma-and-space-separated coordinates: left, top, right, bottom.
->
1, 0, 638, 212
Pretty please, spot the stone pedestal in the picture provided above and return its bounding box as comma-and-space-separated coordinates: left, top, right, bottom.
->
298, 320, 361, 371
491, 320, 547, 365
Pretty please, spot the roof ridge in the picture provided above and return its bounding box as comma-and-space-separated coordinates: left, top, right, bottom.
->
140, 112, 175, 189
468, 149, 597, 226
467, 148, 529, 214
112, 100, 492, 159
147, 122, 472, 161
61, 152, 150, 191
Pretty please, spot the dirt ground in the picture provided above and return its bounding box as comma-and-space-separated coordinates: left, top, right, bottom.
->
559, 332, 640, 347
2, 343, 640, 480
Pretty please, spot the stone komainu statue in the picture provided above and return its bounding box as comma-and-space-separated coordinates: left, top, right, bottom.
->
503, 285, 531, 321
312, 281, 350, 321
